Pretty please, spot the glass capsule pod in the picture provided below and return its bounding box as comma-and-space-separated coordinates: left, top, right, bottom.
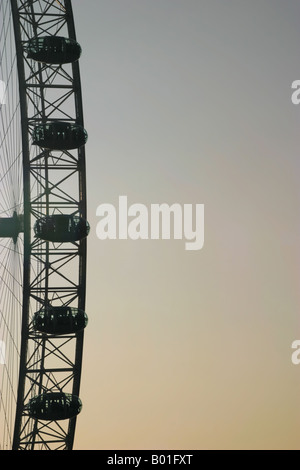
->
26, 36, 82, 64
32, 121, 88, 150
26, 392, 82, 421
33, 306, 88, 335
34, 214, 90, 243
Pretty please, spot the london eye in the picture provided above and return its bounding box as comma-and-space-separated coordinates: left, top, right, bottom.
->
0, 0, 89, 450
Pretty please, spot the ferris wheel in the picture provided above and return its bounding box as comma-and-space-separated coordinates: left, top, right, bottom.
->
0, 0, 89, 450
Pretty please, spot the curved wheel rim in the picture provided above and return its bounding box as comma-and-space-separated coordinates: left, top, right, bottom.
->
0, 0, 24, 449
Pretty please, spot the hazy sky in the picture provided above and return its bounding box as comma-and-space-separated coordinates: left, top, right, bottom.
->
69, 1, 300, 449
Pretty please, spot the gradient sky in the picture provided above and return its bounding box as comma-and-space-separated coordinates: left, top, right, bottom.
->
69, 0, 300, 449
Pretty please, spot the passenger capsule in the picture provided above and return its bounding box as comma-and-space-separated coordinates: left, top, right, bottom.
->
26, 393, 82, 421
34, 214, 90, 242
33, 306, 88, 335
26, 36, 82, 64
32, 122, 88, 150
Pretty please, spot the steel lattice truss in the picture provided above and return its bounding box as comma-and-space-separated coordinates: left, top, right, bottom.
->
10, 0, 88, 450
